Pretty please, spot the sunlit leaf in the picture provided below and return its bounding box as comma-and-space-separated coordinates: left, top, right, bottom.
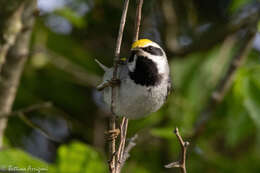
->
56, 141, 107, 173
0, 148, 55, 173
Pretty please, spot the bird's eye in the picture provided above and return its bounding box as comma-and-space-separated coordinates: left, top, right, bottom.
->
148, 46, 153, 50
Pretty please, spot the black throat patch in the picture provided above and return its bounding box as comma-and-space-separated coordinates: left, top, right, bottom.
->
129, 56, 162, 86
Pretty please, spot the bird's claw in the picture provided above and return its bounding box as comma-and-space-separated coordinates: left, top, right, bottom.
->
97, 78, 121, 91
105, 128, 120, 141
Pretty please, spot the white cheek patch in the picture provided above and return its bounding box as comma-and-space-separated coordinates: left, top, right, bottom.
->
155, 58, 167, 74
128, 55, 136, 72
147, 54, 167, 74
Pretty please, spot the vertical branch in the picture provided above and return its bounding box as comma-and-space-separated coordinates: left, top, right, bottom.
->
107, 0, 144, 172
115, 1, 143, 172
133, 0, 144, 42
111, 0, 130, 114
0, 0, 36, 147
109, 0, 129, 172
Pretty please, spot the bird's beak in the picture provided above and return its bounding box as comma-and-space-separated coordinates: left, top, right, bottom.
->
131, 47, 141, 53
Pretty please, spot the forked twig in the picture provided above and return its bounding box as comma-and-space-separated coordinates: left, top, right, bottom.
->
165, 128, 189, 173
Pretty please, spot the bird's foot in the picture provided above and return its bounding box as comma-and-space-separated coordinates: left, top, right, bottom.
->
97, 78, 121, 91
105, 128, 120, 141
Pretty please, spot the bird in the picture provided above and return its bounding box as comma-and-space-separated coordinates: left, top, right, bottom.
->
96, 39, 171, 119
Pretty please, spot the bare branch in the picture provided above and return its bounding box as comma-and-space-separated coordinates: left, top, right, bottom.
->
0, 102, 52, 119
108, 0, 130, 172
18, 112, 60, 142
118, 134, 138, 171
0, 101, 63, 142
106, 0, 144, 172
133, 0, 143, 42
0, 2, 24, 71
116, 117, 129, 172
0, 0, 36, 147
110, 0, 130, 115
114, 1, 144, 172
33, 47, 101, 88
165, 128, 189, 173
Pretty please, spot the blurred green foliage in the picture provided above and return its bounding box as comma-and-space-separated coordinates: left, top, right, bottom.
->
0, 141, 106, 173
1, 0, 260, 173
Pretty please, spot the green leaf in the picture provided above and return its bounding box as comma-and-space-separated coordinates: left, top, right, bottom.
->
229, 0, 252, 12
56, 141, 107, 173
244, 95, 260, 128
55, 7, 87, 28
0, 148, 55, 172
244, 75, 260, 128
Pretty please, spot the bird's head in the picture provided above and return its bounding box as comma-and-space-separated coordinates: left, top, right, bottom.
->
128, 39, 167, 74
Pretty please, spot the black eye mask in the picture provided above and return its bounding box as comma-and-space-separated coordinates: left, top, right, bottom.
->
142, 46, 163, 56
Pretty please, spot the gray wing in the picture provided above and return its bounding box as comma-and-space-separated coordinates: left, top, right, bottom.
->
165, 75, 172, 101
118, 63, 130, 80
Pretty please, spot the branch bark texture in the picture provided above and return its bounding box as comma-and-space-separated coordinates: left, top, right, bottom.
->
0, 0, 36, 147
109, 0, 129, 172
0, 2, 24, 72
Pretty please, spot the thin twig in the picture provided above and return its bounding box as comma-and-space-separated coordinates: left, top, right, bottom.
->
165, 128, 189, 173
190, 28, 257, 139
33, 47, 101, 88
118, 118, 129, 161
0, 101, 58, 142
111, 0, 130, 114
0, 0, 36, 147
119, 134, 138, 171
107, 0, 143, 172
116, 117, 126, 162
133, 0, 143, 42
18, 112, 60, 142
108, 0, 130, 172
0, 3, 24, 72
0, 102, 52, 119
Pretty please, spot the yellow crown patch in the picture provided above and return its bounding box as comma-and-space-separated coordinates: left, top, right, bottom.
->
131, 39, 152, 49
